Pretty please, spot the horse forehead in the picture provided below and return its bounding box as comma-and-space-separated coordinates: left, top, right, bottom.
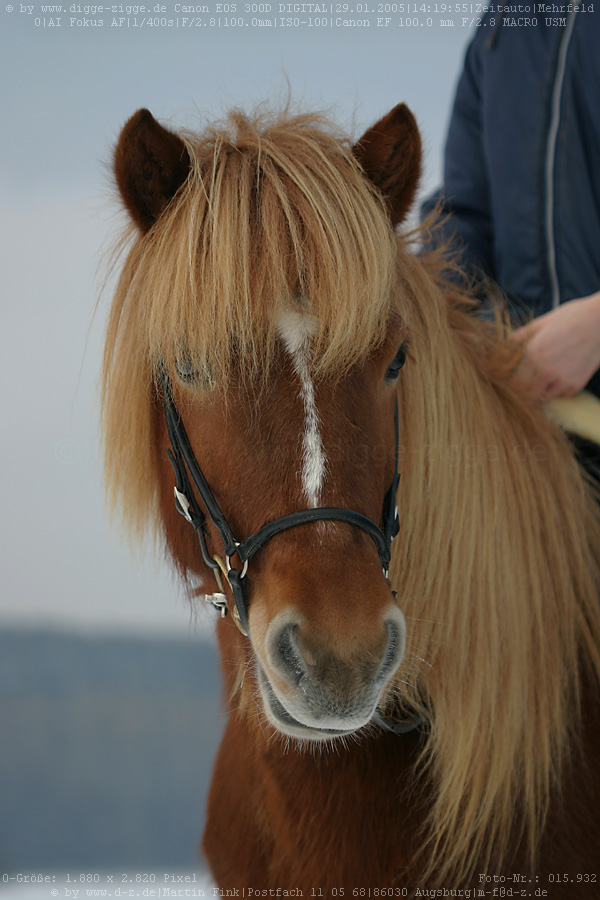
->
276, 308, 319, 355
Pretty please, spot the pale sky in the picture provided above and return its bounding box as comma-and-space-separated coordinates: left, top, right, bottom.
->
0, 10, 473, 636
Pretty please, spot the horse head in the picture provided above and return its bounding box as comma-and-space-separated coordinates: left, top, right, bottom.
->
108, 103, 422, 742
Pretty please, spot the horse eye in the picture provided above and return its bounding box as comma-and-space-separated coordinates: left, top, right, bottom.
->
174, 359, 198, 382
385, 344, 408, 381
174, 359, 214, 388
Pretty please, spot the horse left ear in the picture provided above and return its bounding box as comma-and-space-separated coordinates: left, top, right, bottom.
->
353, 104, 422, 228
114, 108, 192, 233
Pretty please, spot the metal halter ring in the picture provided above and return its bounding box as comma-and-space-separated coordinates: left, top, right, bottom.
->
226, 551, 249, 579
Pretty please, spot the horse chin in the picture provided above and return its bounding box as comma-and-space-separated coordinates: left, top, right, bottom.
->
256, 665, 374, 743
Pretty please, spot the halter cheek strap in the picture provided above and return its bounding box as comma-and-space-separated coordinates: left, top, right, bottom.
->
158, 365, 400, 639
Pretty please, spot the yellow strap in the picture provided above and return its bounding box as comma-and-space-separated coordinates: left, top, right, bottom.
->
212, 554, 228, 592
212, 554, 248, 636
546, 390, 600, 446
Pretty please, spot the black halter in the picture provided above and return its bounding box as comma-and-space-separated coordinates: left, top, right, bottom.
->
158, 365, 400, 637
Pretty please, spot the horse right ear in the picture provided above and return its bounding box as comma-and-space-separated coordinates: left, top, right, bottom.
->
114, 108, 192, 233
353, 104, 422, 228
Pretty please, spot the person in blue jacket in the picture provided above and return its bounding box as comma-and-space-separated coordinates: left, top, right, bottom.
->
422, 6, 600, 403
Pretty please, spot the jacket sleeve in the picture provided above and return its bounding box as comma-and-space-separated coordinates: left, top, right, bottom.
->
421, 28, 495, 281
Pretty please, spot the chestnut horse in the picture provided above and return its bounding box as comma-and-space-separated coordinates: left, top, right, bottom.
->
102, 104, 600, 895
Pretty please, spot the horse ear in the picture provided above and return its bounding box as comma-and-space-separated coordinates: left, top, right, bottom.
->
114, 108, 192, 233
353, 104, 422, 228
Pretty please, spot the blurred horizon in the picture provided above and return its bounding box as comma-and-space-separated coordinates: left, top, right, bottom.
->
0, 628, 223, 873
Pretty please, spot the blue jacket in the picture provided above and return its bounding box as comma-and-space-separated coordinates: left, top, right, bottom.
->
424, 7, 600, 324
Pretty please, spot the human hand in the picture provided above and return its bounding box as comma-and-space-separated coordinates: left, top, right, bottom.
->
512, 292, 600, 401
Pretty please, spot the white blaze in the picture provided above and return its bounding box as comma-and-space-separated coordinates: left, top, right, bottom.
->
277, 309, 326, 507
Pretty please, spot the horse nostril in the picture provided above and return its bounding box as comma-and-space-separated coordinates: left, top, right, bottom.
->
273, 623, 306, 686
378, 614, 407, 684
268, 607, 405, 694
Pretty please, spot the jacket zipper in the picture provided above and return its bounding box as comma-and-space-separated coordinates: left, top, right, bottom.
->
545, 5, 579, 309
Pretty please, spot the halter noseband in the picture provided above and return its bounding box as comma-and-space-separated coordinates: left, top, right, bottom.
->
158, 365, 400, 637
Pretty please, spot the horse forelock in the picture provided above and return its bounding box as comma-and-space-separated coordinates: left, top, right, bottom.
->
131, 109, 398, 388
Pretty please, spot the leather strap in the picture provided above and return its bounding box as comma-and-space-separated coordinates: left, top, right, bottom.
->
237, 507, 391, 570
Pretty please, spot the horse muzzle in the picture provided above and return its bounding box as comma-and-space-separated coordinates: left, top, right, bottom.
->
256, 605, 406, 741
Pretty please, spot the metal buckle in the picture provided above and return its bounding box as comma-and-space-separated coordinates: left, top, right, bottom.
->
226, 543, 249, 579
205, 592, 228, 618
174, 486, 193, 523
392, 505, 399, 539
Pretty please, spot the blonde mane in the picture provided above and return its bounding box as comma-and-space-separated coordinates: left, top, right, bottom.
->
102, 107, 600, 884
387, 251, 600, 882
